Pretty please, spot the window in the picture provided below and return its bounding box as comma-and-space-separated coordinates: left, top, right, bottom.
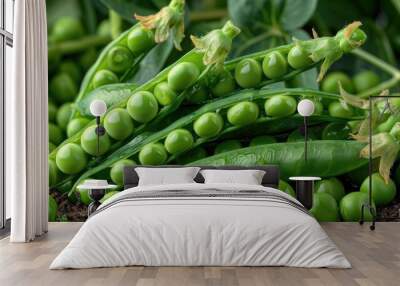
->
1, 0, 14, 232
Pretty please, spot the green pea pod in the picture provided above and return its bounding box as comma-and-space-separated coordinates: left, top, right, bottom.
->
52, 21, 241, 189
70, 0, 186, 120
188, 141, 368, 179
59, 22, 367, 195
192, 133, 398, 183
66, 88, 362, 196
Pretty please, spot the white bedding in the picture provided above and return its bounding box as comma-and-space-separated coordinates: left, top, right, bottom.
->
50, 183, 351, 269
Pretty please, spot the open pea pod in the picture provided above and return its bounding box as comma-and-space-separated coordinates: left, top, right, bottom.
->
51, 21, 242, 189
77, 21, 367, 114
67, 88, 364, 195
70, 0, 186, 120
50, 20, 241, 156
55, 22, 367, 194
188, 140, 368, 179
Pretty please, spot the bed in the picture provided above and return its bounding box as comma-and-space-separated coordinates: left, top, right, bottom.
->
50, 165, 350, 269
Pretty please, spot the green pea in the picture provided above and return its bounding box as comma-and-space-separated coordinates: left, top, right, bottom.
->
107, 46, 134, 74
127, 26, 155, 56
97, 20, 111, 37
328, 101, 354, 118
67, 118, 90, 138
287, 45, 313, 69
262, 51, 288, 79
186, 87, 208, 104
353, 70, 380, 93
193, 112, 224, 138
168, 62, 200, 91
80, 125, 111, 156
48, 101, 58, 123
360, 173, 396, 207
227, 101, 259, 126
315, 178, 345, 203
50, 73, 78, 104
234, 58, 262, 88
154, 82, 177, 106
127, 91, 158, 123
56, 143, 87, 174
249, 135, 277, 146
321, 72, 354, 94
340, 192, 374, 222
92, 70, 119, 89
139, 142, 168, 165
310, 193, 340, 222
214, 140, 242, 154
49, 159, 59, 187
49, 123, 64, 145
59, 61, 82, 84
104, 108, 134, 140
164, 129, 194, 155
110, 159, 136, 185
51, 17, 84, 43
311, 99, 324, 115
56, 103, 73, 131
49, 142, 56, 153
211, 72, 236, 97
176, 147, 207, 164
264, 95, 297, 117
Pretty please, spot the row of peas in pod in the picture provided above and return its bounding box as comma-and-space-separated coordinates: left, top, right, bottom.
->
66, 86, 364, 192
183, 46, 317, 105
65, 0, 186, 131
48, 22, 368, 193
50, 21, 242, 183
135, 89, 362, 166
184, 21, 367, 105
107, 88, 359, 186
54, 60, 203, 175
49, 0, 187, 162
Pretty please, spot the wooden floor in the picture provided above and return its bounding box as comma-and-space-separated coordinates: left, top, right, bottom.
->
0, 222, 399, 286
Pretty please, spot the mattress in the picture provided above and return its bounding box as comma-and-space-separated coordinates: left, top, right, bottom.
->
50, 183, 351, 269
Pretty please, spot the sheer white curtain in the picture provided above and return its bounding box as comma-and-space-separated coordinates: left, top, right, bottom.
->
7, 0, 48, 242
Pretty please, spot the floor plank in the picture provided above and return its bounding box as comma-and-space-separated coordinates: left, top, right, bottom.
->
0, 222, 399, 286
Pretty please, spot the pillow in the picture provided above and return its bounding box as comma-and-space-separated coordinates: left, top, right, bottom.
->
135, 167, 201, 186
200, 169, 266, 185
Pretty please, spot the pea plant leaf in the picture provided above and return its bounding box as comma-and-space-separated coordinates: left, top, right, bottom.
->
228, 0, 269, 32
280, 0, 318, 30
227, 0, 317, 56
130, 37, 175, 84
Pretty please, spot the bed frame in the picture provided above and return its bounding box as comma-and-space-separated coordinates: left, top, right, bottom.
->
123, 165, 280, 189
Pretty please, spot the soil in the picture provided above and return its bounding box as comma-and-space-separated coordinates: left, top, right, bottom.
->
50, 189, 400, 222
50, 189, 88, 222
376, 197, 400, 221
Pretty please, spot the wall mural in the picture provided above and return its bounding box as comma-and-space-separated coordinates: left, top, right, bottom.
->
47, 0, 400, 222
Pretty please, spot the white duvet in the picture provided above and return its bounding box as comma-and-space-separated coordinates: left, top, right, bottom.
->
50, 183, 351, 269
